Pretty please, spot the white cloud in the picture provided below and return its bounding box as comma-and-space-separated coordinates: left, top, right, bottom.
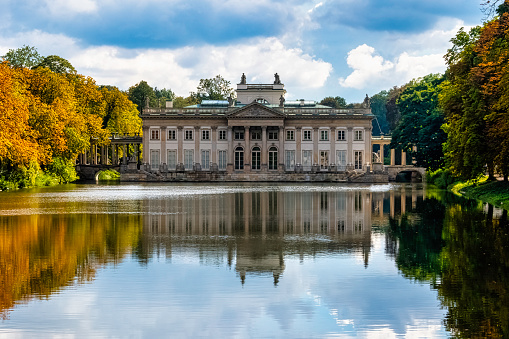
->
339, 44, 444, 89
71, 37, 332, 96
44, 0, 98, 15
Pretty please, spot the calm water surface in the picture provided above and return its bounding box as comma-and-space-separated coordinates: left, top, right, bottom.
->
0, 183, 507, 338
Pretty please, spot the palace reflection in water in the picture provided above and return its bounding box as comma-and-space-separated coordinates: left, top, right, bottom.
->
140, 185, 424, 284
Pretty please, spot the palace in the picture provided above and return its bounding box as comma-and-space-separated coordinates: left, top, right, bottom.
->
135, 73, 378, 182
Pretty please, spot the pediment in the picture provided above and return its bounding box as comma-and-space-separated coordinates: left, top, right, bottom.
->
227, 102, 285, 119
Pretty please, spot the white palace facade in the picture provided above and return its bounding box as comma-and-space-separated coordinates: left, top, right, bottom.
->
137, 74, 378, 182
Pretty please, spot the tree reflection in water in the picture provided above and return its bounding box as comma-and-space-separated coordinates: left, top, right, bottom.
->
386, 190, 509, 338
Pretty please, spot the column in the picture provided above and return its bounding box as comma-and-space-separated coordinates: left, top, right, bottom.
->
227, 126, 234, 170
390, 148, 396, 166
177, 127, 184, 164
195, 126, 200, 166
313, 127, 319, 165
347, 127, 353, 166
278, 126, 284, 170
245, 126, 250, 172
330, 127, 336, 168
161, 126, 167, 165
365, 127, 372, 167
142, 125, 149, 164
211, 126, 217, 165
296, 127, 302, 164
261, 126, 267, 171
401, 151, 407, 166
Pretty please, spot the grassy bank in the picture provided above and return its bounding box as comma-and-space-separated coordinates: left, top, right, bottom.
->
451, 180, 509, 210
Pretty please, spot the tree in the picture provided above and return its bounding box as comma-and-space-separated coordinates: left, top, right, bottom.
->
385, 86, 406, 131
1, 45, 42, 69
154, 87, 175, 108
172, 95, 200, 108
390, 74, 447, 171
101, 86, 142, 134
369, 90, 390, 135
196, 75, 234, 101
128, 80, 156, 113
319, 96, 347, 108
35, 55, 76, 74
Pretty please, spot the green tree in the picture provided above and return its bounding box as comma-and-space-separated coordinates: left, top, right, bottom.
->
172, 95, 200, 108
385, 85, 406, 131
154, 87, 175, 108
391, 74, 447, 171
1, 45, 42, 68
35, 55, 76, 74
128, 80, 156, 113
319, 96, 347, 108
196, 75, 234, 101
369, 90, 390, 135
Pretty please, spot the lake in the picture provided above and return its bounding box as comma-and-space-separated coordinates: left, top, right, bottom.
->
0, 183, 507, 338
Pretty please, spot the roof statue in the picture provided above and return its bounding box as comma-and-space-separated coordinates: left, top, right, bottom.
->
363, 94, 370, 108
145, 96, 150, 108
274, 73, 281, 85
279, 95, 285, 107
240, 73, 246, 84
227, 95, 234, 107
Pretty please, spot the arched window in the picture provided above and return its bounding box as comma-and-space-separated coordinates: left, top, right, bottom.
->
268, 146, 278, 170
235, 147, 244, 170
252, 146, 261, 170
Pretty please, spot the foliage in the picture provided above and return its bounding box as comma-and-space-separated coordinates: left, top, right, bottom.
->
196, 75, 234, 101
97, 169, 120, 181
128, 80, 156, 113
35, 55, 76, 74
427, 168, 459, 189
1, 45, 42, 68
390, 74, 447, 171
172, 95, 200, 108
0, 47, 142, 189
452, 179, 509, 209
369, 90, 390, 135
440, 11, 509, 180
154, 87, 174, 108
385, 85, 406, 131
319, 96, 347, 108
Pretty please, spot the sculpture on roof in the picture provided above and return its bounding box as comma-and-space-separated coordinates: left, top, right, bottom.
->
227, 95, 234, 107
240, 73, 246, 84
279, 95, 285, 107
274, 73, 281, 85
363, 94, 370, 108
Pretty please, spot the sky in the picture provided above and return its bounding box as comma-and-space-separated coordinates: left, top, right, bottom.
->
0, 0, 486, 103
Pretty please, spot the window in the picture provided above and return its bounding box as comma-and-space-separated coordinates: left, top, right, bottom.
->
354, 130, 363, 141
218, 150, 227, 170
252, 146, 261, 170
303, 130, 312, 141
185, 130, 193, 140
286, 130, 294, 141
201, 130, 210, 140
302, 150, 312, 169
268, 147, 278, 170
320, 151, 329, 169
285, 150, 295, 170
235, 147, 244, 170
337, 130, 345, 141
184, 149, 194, 170
251, 130, 261, 140
167, 150, 177, 170
167, 129, 176, 140
151, 129, 160, 140
219, 130, 227, 140
336, 150, 346, 170
234, 130, 244, 140
268, 129, 278, 140
354, 151, 363, 170
150, 150, 160, 171
201, 150, 210, 169
320, 130, 329, 141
